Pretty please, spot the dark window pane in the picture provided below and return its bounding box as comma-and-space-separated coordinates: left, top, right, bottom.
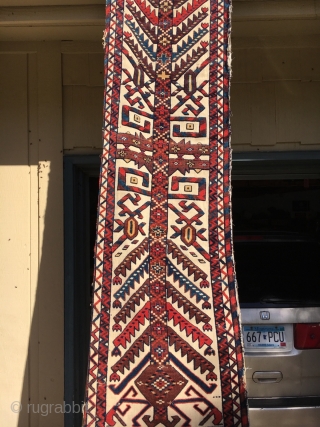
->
235, 240, 320, 306
232, 178, 320, 307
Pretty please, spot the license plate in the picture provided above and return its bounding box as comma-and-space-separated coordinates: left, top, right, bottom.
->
243, 325, 287, 349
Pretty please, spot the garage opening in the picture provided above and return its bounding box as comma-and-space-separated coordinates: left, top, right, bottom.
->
232, 177, 320, 307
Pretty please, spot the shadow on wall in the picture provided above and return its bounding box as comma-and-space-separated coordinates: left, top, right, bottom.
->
18, 158, 65, 427
0, 42, 105, 427
0, 46, 65, 427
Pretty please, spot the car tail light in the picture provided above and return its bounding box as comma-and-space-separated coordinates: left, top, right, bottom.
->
294, 323, 320, 349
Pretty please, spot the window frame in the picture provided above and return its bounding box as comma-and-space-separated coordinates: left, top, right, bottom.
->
64, 155, 100, 427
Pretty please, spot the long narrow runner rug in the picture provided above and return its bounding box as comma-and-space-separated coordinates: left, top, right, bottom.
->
83, 0, 249, 425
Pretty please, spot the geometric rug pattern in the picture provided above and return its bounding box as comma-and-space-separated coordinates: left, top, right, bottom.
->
83, 0, 249, 425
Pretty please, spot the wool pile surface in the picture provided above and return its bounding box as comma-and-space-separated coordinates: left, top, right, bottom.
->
83, 0, 249, 425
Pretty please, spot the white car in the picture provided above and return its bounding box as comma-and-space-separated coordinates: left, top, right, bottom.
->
234, 232, 320, 427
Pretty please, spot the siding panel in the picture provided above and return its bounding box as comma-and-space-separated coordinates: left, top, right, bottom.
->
251, 82, 276, 146
275, 80, 302, 143
300, 81, 320, 145
231, 83, 252, 146
63, 85, 104, 150
0, 53, 30, 426
36, 43, 64, 427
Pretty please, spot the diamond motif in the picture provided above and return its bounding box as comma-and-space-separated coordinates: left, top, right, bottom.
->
151, 376, 170, 391
135, 364, 187, 408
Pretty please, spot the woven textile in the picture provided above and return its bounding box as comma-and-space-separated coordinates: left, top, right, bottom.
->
83, 0, 249, 425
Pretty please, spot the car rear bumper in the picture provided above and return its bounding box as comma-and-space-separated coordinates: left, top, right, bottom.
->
249, 405, 320, 427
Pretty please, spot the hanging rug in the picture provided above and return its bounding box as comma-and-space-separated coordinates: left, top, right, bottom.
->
83, 0, 249, 425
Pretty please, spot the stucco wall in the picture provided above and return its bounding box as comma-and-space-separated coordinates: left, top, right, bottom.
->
0, 14, 320, 427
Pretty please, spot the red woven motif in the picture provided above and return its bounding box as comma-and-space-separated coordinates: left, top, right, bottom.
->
83, 0, 249, 425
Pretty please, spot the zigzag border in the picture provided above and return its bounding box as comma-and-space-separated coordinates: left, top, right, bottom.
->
208, 0, 249, 425
84, 0, 249, 424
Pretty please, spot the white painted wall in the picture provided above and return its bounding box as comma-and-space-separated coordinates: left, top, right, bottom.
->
0, 2, 319, 426
231, 37, 320, 151
0, 42, 64, 427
